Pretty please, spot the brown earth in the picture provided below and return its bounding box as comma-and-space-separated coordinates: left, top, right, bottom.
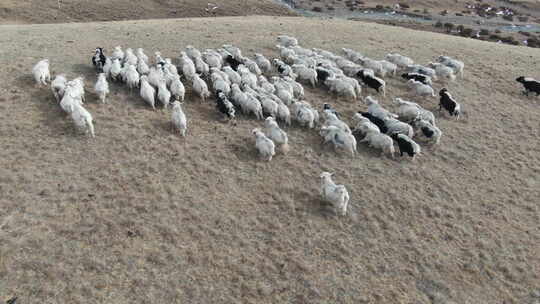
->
0, 0, 297, 24
1, 16, 540, 304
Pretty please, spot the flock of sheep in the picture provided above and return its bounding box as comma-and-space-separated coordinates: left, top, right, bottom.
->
30, 34, 539, 216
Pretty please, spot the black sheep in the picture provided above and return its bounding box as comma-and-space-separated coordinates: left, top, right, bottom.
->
401, 72, 431, 85
359, 112, 388, 133
516, 76, 540, 96
215, 91, 235, 119
439, 88, 461, 118
225, 55, 242, 71
92, 47, 106, 73
316, 68, 331, 83
391, 133, 420, 159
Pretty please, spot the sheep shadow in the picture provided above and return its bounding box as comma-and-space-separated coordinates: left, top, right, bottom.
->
228, 139, 260, 163
71, 63, 96, 78
14, 74, 36, 88
14, 75, 77, 136
150, 117, 173, 134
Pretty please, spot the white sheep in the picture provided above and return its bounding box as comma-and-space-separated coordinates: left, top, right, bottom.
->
136, 48, 149, 64
357, 57, 385, 77
239, 65, 258, 88
413, 118, 442, 145
283, 76, 304, 99
407, 79, 435, 97
393, 97, 435, 126
137, 59, 150, 75
319, 125, 357, 156
94, 73, 109, 104
428, 62, 456, 82
385, 53, 414, 68
437, 56, 464, 77
164, 58, 178, 76
123, 48, 138, 66
365, 96, 397, 120
379, 60, 398, 76
32, 59, 51, 86
253, 128, 276, 161
222, 66, 241, 85
186, 45, 202, 60
171, 100, 187, 136
337, 75, 362, 97
102, 57, 113, 78
51, 74, 67, 102
125, 65, 140, 91
180, 52, 196, 81
254, 53, 272, 74
59, 93, 82, 114
352, 113, 380, 135
259, 95, 279, 118
276, 99, 291, 126
170, 75, 186, 102
112, 46, 125, 62
110, 59, 122, 82
291, 101, 316, 128
264, 117, 289, 153
194, 56, 210, 76
277, 35, 299, 47
323, 111, 352, 134
67, 77, 86, 103
292, 64, 317, 87
244, 92, 265, 120
342, 48, 364, 63
157, 80, 171, 108
244, 59, 262, 76
258, 75, 275, 94
325, 77, 356, 101
71, 104, 95, 137
359, 130, 395, 158
319, 172, 350, 216
192, 74, 210, 102
384, 117, 414, 138
154, 51, 165, 66
405, 64, 437, 79
202, 51, 222, 69
139, 75, 156, 109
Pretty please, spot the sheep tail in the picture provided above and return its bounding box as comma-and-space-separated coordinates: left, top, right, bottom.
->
281, 143, 290, 154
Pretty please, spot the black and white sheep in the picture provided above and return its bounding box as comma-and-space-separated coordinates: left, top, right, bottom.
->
401, 72, 432, 85
357, 70, 386, 96
391, 133, 421, 160
439, 88, 461, 118
516, 76, 540, 96
92, 48, 106, 73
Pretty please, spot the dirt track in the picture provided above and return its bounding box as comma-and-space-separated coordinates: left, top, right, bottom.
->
0, 16, 539, 304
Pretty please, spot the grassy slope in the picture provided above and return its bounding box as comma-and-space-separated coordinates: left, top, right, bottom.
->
0, 0, 296, 24
0, 16, 539, 304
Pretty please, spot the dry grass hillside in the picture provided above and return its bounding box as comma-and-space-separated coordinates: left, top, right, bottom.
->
0, 16, 539, 304
0, 0, 296, 24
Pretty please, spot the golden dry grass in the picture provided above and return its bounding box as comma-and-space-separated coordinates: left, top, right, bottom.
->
0, 16, 539, 303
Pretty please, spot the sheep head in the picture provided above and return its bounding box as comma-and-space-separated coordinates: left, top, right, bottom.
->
319, 172, 334, 182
